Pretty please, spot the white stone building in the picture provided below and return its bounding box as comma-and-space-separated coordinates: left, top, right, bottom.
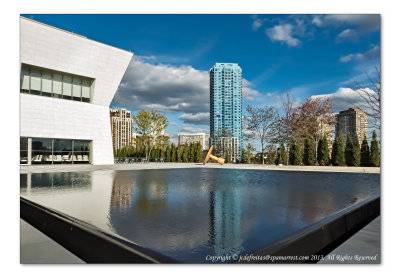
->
20, 17, 132, 165
178, 133, 210, 151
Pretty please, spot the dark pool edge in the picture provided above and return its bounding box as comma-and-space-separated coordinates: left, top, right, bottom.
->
244, 196, 380, 264
20, 197, 178, 264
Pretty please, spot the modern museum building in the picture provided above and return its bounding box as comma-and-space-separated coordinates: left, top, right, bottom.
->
19, 16, 132, 165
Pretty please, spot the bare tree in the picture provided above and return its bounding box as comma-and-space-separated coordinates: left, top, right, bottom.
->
352, 65, 381, 129
244, 105, 280, 165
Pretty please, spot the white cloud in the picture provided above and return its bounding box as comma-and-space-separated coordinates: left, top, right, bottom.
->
179, 124, 209, 134
113, 57, 262, 114
251, 15, 266, 31
340, 54, 354, 63
311, 87, 377, 113
312, 14, 380, 32
179, 112, 209, 125
339, 45, 380, 63
265, 24, 301, 47
337, 28, 356, 38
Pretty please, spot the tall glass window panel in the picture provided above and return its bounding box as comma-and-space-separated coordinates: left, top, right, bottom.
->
20, 137, 28, 164
54, 139, 72, 164
20, 67, 30, 93
30, 69, 41, 95
81, 80, 91, 103
53, 74, 62, 98
74, 140, 90, 164
42, 72, 52, 97
32, 138, 52, 164
72, 78, 82, 101
62, 75, 72, 99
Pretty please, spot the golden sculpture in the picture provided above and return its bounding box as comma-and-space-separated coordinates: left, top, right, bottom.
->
203, 145, 225, 165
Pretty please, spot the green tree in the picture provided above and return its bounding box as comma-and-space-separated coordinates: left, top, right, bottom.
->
370, 130, 380, 167
360, 135, 370, 166
303, 135, 316, 165
243, 143, 255, 164
196, 142, 203, 162
132, 109, 169, 161
352, 133, 361, 167
289, 138, 302, 165
171, 143, 177, 162
345, 133, 354, 166
317, 135, 330, 166
165, 144, 171, 162
177, 145, 183, 162
182, 143, 189, 163
280, 141, 288, 165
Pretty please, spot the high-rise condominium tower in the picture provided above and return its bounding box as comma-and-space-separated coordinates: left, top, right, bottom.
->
209, 63, 242, 161
336, 108, 368, 145
110, 108, 133, 150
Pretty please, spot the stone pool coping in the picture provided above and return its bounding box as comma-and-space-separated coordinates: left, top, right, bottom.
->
20, 163, 380, 174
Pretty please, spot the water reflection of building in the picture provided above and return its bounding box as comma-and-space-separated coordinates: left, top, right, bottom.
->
109, 171, 168, 216
208, 186, 244, 256
110, 178, 134, 212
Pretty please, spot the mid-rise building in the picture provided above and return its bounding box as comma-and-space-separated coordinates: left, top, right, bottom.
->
209, 63, 243, 160
178, 133, 210, 151
110, 108, 133, 150
218, 137, 240, 163
317, 118, 333, 153
20, 17, 132, 165
336, 108, 368, 145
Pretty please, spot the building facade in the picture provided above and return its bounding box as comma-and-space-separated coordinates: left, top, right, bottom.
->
110, 108, 133, 150
336, 108, 368, 145
178, 133, 210, 151
218, 137, 240, 163
209, 63, 243, 160
317, 118, 333, 153
20, 17, 132, 165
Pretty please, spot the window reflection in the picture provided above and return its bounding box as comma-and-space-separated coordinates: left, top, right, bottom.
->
20, 64, 93, 103
24, 137, 91, 165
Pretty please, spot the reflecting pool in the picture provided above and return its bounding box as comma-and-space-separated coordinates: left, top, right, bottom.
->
20, 168, 380, 263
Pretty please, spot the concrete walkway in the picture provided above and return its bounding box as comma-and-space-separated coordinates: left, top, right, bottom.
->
20, 162, 380, 174
318, 216, 381, 264
20, 219, 84, 264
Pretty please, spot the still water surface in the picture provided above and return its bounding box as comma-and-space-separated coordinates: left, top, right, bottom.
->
20, 168, 380, 263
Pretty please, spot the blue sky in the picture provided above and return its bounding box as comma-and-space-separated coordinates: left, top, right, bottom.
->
23, 14, 381, 146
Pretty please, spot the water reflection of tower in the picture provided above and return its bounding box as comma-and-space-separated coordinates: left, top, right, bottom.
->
208, 185, 244, 256
110, 177, 134, 212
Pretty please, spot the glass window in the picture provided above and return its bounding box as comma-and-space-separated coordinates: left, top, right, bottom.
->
30, 69, 41, 95
20, 64, 93, 103
53, 73, 62, 98
42, 72, 52, 97
20, 137, 28, 165
32, 138, 52, 164
82, 80, 91, 103
74, 140, 90, 163
72, 77, 82, 101
54, 139, 72, 164
20, 67, 30, 93
62, 75, 72, 98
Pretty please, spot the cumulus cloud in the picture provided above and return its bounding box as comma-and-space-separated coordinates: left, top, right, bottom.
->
266, 24, 301, 47
179, 112, 209, 125
179, 124, 209, 134
112, 57, 262, 115
242, 79, 261, 101
311, 87, 377, 113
